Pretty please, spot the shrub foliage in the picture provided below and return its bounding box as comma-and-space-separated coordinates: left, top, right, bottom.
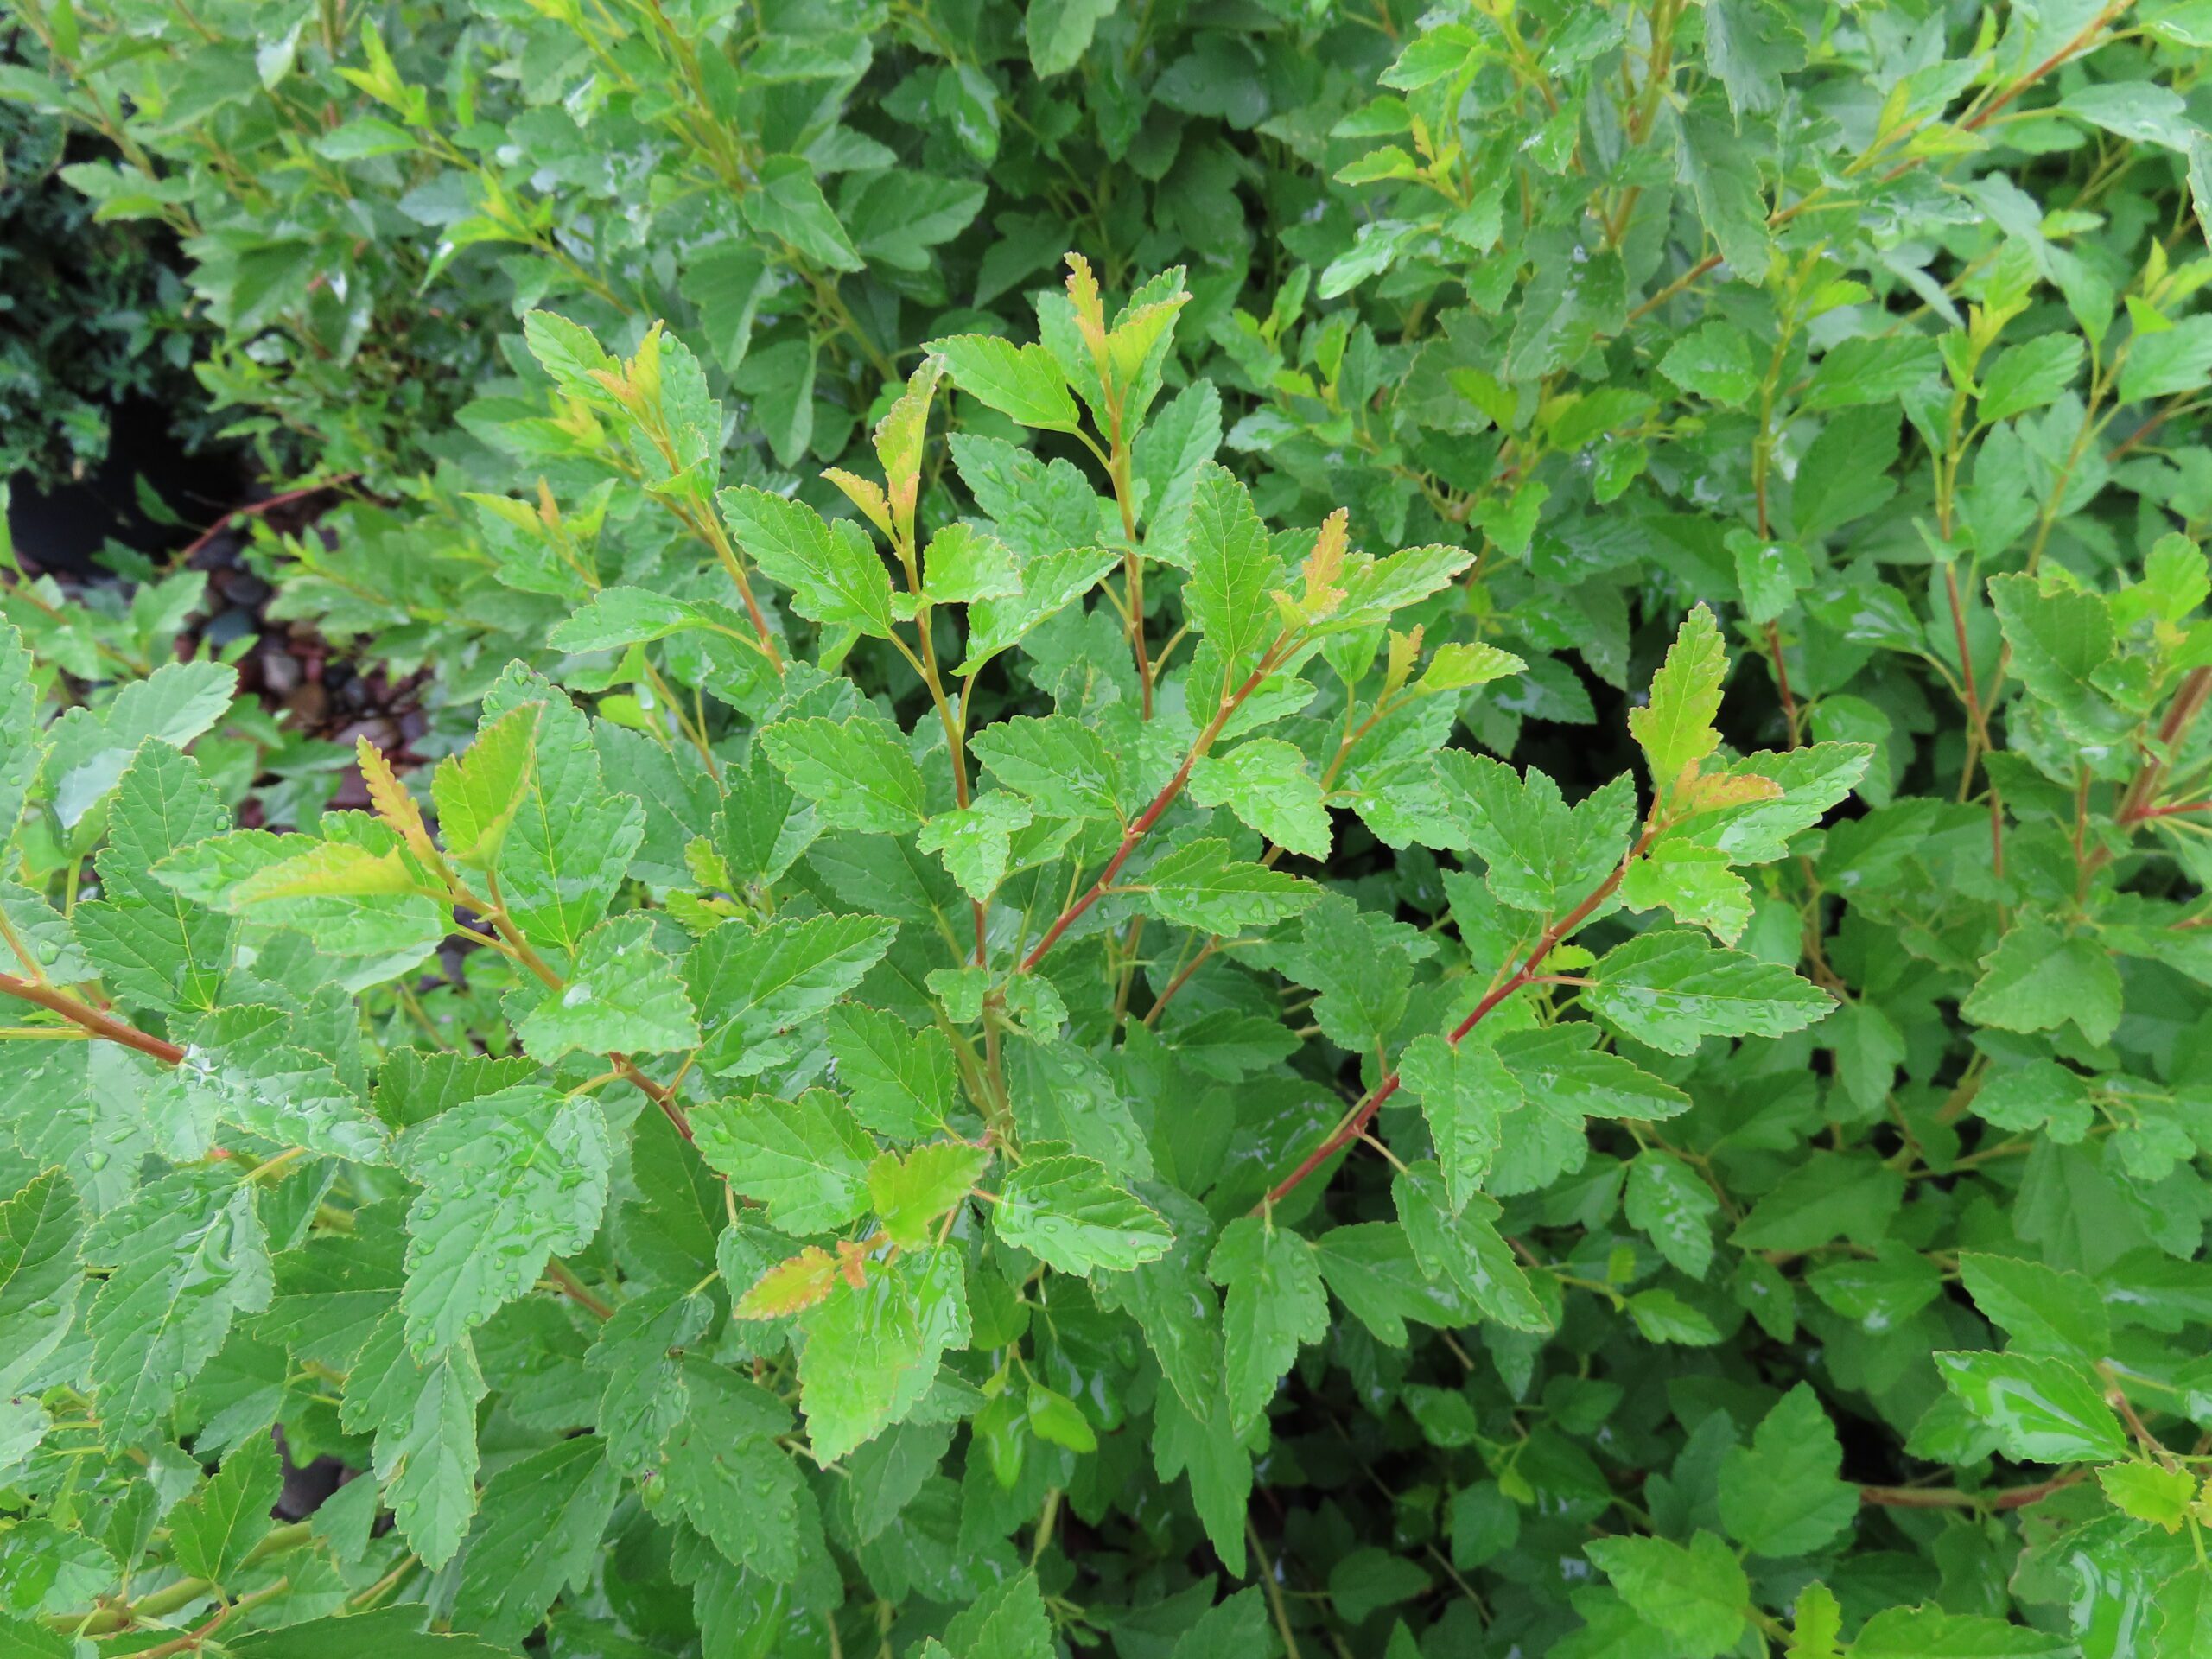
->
6, 0, 2212, 1655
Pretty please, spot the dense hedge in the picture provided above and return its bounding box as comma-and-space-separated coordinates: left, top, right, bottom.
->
5, 1, 2212, 1656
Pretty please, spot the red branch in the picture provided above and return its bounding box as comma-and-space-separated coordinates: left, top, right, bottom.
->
1018, 645, 1285, 975
1255, 823, 1660, 1213
0, 973, 184, 1065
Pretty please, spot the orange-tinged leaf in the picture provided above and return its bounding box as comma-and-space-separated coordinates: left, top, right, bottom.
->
736, 1247, 840, 1319
357, 736, 436, 862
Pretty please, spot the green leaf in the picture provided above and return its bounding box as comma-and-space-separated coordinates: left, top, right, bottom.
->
85, 1164, 270, 1443
760, 715, 927, 835
869, 1142, 988, 1249
845, 173, 987, 274
169, 1430, 282, 1586
797, 1244, 969, 1460
1618, 842, 1754, 944
1630, 603, 1727, 791
1624, 1151, 1719, 1279
655, 1362, 803, 1580
339, 1310, 484, 1567
944, 1569, 1055, 1658
180, 1003, 391, 1163
928, 334, 1084, 432
1956, 1252, 2109, 1363
685, 912, 898, 1077
479, 669, 647, 957
1979, 334, 2084, 423
430, 702, 538, 870
1438, 760, 1634, 913
2101, 1461, 2196, 1532
1986, 574, 2120, 737
0, 879, 92, 986
1717, 1384, 1857, 1557
1582, 1530, 1748, 1659
694, 1090, 874, 1234
1730, 1151, 1902, 1252
74, 741, 234, 1015
516, 914, 699, 1061
1209, 1217, 1329, 1434
0, 624, 39, 836
0, 1172, 83, 1391
226, 1609, 518, 1658
1658, 321, 1760, 407
1142, 838, 1319, 934
741, 155, 861, 270
397, 1084, 613, 1357
1393, 1167, 1550, 1332
1961, 919, 2124, 1046
921, 523, 1021, 605
721, 486, 898, 639
1188, 739, 1331, 860
1184, 464, 1284, 683
826, 1006, 961, 1141
1586, 929, 1833, 1054
994, 1154, 1173, 1274
1396, 1034, 1511, 1211
41, 658, 235, 830
1850, 1606, 2070, 1658
918, 792, 1033, 899
452, 1436, 620, 1646
1933, 1351, 2127, 1462
2117, 314, 2212, 403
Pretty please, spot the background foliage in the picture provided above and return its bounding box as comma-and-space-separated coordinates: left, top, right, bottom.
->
6, 0, 2212, 1656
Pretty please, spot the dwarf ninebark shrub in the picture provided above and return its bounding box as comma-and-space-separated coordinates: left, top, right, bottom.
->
6, 1, 2212, 1656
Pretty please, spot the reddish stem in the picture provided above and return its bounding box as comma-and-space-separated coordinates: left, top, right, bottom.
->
1255, 823, 1659, 1212
0, 973, 184, 1065
1017, 645, 1285, 976
1859, 1471, 2081, 1510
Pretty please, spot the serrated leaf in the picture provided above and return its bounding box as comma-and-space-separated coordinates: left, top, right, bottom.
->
825, 1006, 960, 1140
1618, 842, 1754, 943
918, 792, 1033, 899
721, 486, 897, 638
1396, 1034, 1512, 1211
397, 1085, 612, 1357
1586, 929, 1833, 1054
452, 1436, 620, 1645
1188, 738, 1331, 860
760, 715, 927, 835
340, 1309, 484, 1567
1583, 1531, 1747, 1659
74, 741, 233, 1015
1624, 1151, 1719, 1279
1184, 465, 1284, 683
1933, 1351, 2126, 1462
430, 702, 539, 870
994, 1154, 1173, 1274
516, 914, 699, 1060
693, 1090, 874, 1233
1630, 603, 1727, 791
86, 1166, 270, 1442
169, 1433, 282, 1587
736, 1247, 842, 1319
928, 334, 1083, 431
970, 715, 1122, 822
798, 1244, 968, 1460
685, 912, 898, 1077
478, 669, 645, 956
1208, 1217, 1328, 1434
1143, 837, 1319, 934
869, 1142, 988, 1249
1717, 1384, 1857, 1557
1438, 759, 1634, 914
